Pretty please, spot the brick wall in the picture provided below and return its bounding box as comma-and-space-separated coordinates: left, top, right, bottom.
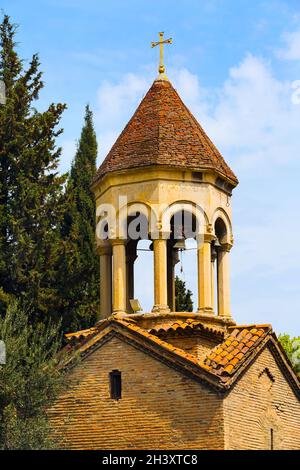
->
223, 346, 300, 450
163, 334, 218, 358
48, 335, 224, 450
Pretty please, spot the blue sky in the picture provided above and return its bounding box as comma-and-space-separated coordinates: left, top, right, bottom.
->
2, 0, 300, 334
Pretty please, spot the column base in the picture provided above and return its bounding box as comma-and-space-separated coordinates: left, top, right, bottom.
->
112, 310, 128, 318
218, 312, 232, 320
151, 305, 171, 314
197, 307, 214, 316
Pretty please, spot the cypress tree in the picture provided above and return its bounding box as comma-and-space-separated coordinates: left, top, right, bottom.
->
0, 300, 66, 449
58, 105, 99, 331
175, 276, 193, 312
0, 15, 67, 322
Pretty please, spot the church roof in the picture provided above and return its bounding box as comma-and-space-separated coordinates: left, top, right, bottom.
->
63, 316, 300, 396
148, 317, 225, 340
203, 324, 271, 377
92, 78, 238, 186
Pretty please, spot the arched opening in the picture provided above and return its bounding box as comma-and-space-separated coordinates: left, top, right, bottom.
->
125, 213, 153, 313
213, 217, 229, 315
174, 237, 197, 312
169, 210, 198, 312
134, 240, 154, 312
215, 217, 228, 244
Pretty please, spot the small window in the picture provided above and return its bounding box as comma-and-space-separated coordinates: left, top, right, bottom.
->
192, 171, 203, 181
110, 370, 121, 400
270, 428, 274, 450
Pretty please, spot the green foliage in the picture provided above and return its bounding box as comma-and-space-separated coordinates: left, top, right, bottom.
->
0, 301, 66, 449
58, 105, 99, 331
0, 15, 67, 322
278, 333, 300, 376
175, 276, 193, 312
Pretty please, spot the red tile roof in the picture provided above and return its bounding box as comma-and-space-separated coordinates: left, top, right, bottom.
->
64, 318, 300, 394
148, 318, 224, 339
203, 325, 272, 379
93, 78, 238, 185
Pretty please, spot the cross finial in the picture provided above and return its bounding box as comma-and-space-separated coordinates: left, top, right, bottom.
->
151, 32, 172, 80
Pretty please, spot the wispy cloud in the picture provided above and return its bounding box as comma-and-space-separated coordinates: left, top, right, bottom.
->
94, 73, 151, 159
277, 30, 300, 60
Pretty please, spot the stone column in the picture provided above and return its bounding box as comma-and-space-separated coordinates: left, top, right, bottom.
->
217, 243, 232, 318
197, 235, 214, 315
112, 239, 127, 315
167, 241, 179, 312
211, 244, 217, 313
171, 249, 180, 311
126, 242, 137, 313
152, 237, 170, 313
98, 245, 112, 320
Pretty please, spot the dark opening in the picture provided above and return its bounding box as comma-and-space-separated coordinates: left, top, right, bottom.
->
270, 428, 274, 450
110, 370, 122, 400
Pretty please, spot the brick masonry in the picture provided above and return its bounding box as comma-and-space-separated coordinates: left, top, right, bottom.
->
48, 321, 300, 450
224, 346, 300, 450
49, 336, 224, 450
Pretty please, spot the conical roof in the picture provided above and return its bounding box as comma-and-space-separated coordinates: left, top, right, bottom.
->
93, 78, 238, 185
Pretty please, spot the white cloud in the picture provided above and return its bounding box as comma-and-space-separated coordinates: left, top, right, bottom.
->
277, 30, 300, 60
94, 56, 300, 171
204, 55, 300, 171
95, 73, 151, 160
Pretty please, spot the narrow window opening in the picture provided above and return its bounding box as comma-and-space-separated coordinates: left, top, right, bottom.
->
270, 428, 274, 450
110, 370, 122, 400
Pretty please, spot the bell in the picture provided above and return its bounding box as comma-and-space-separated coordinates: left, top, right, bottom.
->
211, 244, 217, 262
173, 239, 186, 250
214, 237, 221, 248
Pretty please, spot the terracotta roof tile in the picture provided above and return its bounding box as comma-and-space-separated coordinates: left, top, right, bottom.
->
148, 319, 225, 339
62, 319, 300, 395
203, 324, 272, 378
93, 79, 238, 185
65, 320, 275, 387
65, 326, 98, 342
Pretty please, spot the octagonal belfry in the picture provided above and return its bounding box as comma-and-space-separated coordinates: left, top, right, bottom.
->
91, 75, 238, 323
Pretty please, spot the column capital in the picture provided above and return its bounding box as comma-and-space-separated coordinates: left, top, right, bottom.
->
204, 233, 216, 243
153, 231, 171, 240
220, 242, 233, 252
110, 238, 127, 247
97, 245, 112, 255
196, 233, 215, 246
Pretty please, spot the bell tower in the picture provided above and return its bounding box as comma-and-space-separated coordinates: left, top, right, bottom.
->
91, 36, 238, 325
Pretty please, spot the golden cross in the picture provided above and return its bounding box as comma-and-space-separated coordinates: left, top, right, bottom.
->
151, 32, 172, 77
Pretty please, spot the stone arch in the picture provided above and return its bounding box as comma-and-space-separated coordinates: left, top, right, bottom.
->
117, 201, 157, 241
116, 202, 156, 313
161, 200, 208, 237
211, 208, 232, 244
96, 203, 117, 242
